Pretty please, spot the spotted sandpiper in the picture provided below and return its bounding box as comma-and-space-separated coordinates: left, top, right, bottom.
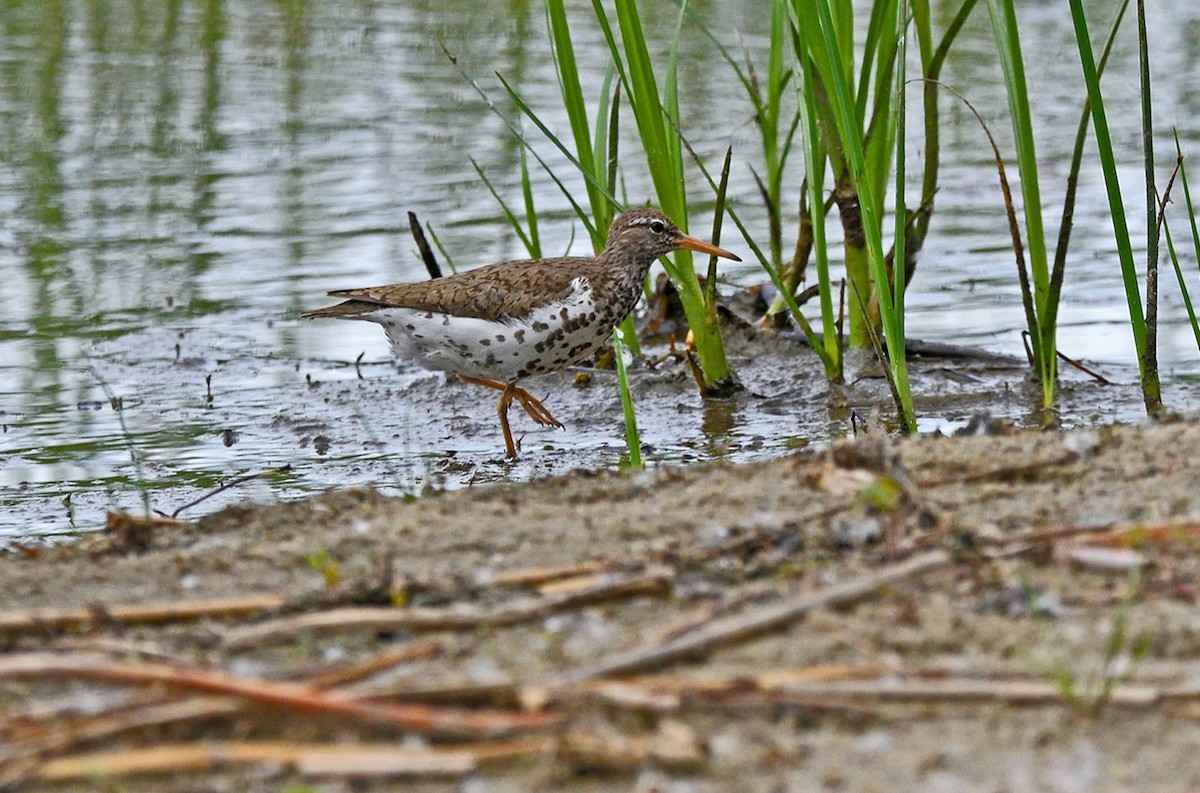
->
304, 207, 740, 458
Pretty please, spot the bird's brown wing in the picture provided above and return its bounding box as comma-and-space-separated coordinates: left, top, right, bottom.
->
308, 257, 597, 322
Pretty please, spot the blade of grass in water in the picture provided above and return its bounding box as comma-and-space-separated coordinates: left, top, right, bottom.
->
986, 0, 1054, 408
791, 7, 839, 379
1067, 0, 1147, 380
598, 0, 734, 391
1171, 130, 1200, 350
611, 327, 643, 469
424, 223, 458, 275
892, 0, 909, 384
547, 0, 608, 250
792, 0, 914, 429
519, 145, 541, 259
1163, 217, 1200, 352
1049, 0, 1130, 364
468, 157, 538, 258
707, 147, 733, 315
442, 42, 597, 241
1134, 0, 1162, 413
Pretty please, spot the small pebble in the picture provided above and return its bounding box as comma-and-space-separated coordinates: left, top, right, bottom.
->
1063, 429, 1101, 458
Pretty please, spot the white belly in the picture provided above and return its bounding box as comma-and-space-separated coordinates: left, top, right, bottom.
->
362, 277, 609, 382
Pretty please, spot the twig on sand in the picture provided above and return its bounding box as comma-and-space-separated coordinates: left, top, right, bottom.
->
553, 551, 953, 683
0, 653, 558, 740
559, 720, 704, 772
32, 737, 556, 784
0, 697, 249, 788
917, 453, 1078, 487
974, 518, 1200, 558
0, 594, 286, 637
736, 677, 1161, 708
298, 640, 445, 688
487, 559, 618, 588
0, 641, 449, 787
222, 568, 673, 650
1053, 519, 1200, 549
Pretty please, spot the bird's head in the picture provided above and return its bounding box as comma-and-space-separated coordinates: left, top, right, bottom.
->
605, 207, 741, 263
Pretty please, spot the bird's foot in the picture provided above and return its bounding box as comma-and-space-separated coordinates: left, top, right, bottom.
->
511, 386, 564, 429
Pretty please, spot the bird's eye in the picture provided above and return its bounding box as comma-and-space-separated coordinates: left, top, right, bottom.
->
649, 220, 666, 234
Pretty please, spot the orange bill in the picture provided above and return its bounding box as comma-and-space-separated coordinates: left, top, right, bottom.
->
675, 234, 741, 261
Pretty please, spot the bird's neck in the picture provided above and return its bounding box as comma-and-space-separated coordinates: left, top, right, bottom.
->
598, 247, 657, 303
583, 248, 654, 327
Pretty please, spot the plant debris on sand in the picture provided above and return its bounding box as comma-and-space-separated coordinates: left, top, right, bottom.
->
4, 419, 1200, 790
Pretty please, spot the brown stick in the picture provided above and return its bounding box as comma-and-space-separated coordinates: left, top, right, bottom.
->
0, 641, 445, 787
34, 741, 477, 782
488, 560, 617, 588
0, 594, 285, 636
223, 568, 672, 650
0, 653, 557, 740
985, 518, 1200, 554
1056, 519, 1200, 549
33, 737, 556, 783
299, 640, 444, 689
748, 677, 1160, 707
554, 551, 952, 683
0, 697, 248, 788
408, 211, 443, 280
917, 453, 1077, 487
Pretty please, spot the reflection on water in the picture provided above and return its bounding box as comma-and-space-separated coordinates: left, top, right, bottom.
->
2, 0, 1199, 537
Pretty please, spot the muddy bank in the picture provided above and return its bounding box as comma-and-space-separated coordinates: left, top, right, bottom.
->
3, 418, 1200, 790
13, 311, 1199, 541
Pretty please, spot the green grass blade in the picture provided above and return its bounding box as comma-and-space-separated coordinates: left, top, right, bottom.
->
915, 0, 979, 245
1175, 130, 1200, 350
518, 146, 541, 259
1175, 132, 1200, 267
664, 1, 687, 192
496, 73, 616, 226
546, 0, 607, 248
1163, 217, 1200, 351
603, 0, 732, 389
892, 0, 908, 336
1067, 0, 1146, 367
469, 157, 536, 257
611, 327, 643, 468
986, 0, 1055, 406
1134, 0, 1161, 411
423, 223, 458, 274
796, 0, 914, 424
984, 0, 1050, 321
857, 0, 893, 127
1049, 0, 1130, 352
794, 21, 840, 376
591, 64, 617, 238
444, 44, 599, 240
890, 0, 912, 432
611, 0, 684, 223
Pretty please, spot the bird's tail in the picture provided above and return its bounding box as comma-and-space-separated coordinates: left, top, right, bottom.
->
301, 300, 379, 320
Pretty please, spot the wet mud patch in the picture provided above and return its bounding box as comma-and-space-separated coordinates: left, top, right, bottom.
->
8, 312, 1200, 539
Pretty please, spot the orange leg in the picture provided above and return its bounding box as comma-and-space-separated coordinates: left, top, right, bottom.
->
456, 374, 564, 458
497, 382, 518, 459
